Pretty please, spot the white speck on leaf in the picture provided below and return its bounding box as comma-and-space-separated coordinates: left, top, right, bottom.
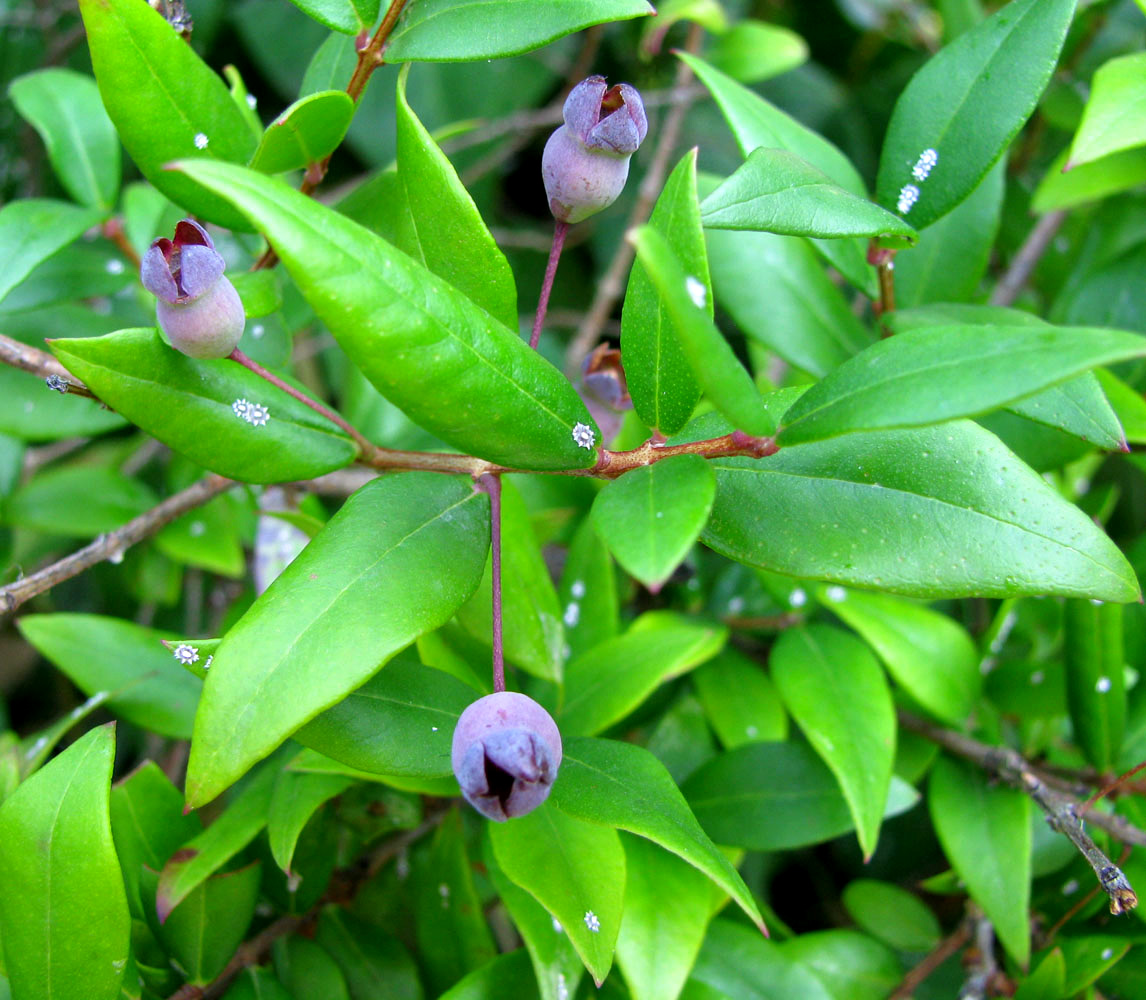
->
105, 259, 125, 275
572, 422, 595, 449
563, 602, 580, 627
896, 184, 920, 214
1096, 676, 1112, 693
1102, 947, 1114, 961
189, 521, 206, 537
826, 585, 847, 603
685, 275, 706, 308
1030, 671, 1044, 686
789, 588, 807, 608
552, 917, 564, 934
571, 580, 586, 599
584, 911, 600, 932
252, 324, 265, 339
1062, 878, 1080, 896
246, 94, 258, 109
194, 132, 209, 150
203, 655, 213, 669
173, 643, 200, 665
911, 148, 938, 181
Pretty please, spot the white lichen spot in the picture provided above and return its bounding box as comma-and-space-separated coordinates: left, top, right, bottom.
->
1062, 878, 1080, 896
1096, 676, 1112, 694
572, 422, 595, 449
563, 602, 580, 627
911, 148, 938, 181
789, 588, 807, 608
571, 580, 586, 599
584, 911, 600, 933
246, 94, 258, 109
105, 258, 125, 275
552, 917, 564, 934
1030, 670, 1044, 686
1102, 947, 1115, 961
896, 183, 920, 214
685, 275, 707, 309
825, 585, 847, 603
189, 520, 206, 537
194, 132, 209, 150
173, 643, 200, 665
252, 324, 265, 340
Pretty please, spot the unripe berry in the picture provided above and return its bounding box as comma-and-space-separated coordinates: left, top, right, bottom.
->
141, 219, 245, 359
542, 76, 648, 224
451, 691, 562, 821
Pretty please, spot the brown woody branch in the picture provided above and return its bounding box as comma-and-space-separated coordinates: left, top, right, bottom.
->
0, 332, 98, 400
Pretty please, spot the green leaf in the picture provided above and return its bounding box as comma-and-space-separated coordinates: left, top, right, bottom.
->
221, 968, 294, 1000
552, 736, 764, 931
698, 414, 1138, 601
1032, 146, 1146, 213
157, 761, 278, 921
780, 931, 901, 1000
1067, 52, 1146, 169
385, 0, 655, 61
267, 770, 354, 875
628, 225, 770, 436
50, 329, 358, 483
437, 952, 539, 1000
683, 741, 919, 851
693, 647, 788, 747
622, 149, 707, 435
0, 366, 126, 442
777, 323, 1146, 446
0, 724, 129, 1000
457, 479, 564, 681
159, 863, 262, 985
8, 69, 120, 210
287, 0, 381, 33
250, 91, 355, 173
0, 199, 103, 306
928, 755, 1031, 965
1096, 367, 1146, 445
394, 65, 517, 330
490, 801, 625, 986
172, 159, 597, 470
841, 880, 941, 953
771, 626, 895, 859
295, 650, 475, 781
187, 474, 489, 806
875, 0, 1076, 230
156, 494, 247, 579
16, 614, 202, 740
273, 936, 351, 1000
616, 835, 716, 1000
315, 909, 422, 1000
701, 149, 916, 242
591, 455, 715, 590
820, 590, 980, 726
689, 920, 834, 1000
17, 691, 116, 779
560, 612, 727, 736
77, 0, 258, 229
557, 517, 620, 661
4, 461, 157, 538
1014, 949, 1065, 1000
1063, 599, 1125, 772
1058, 936, 1130, 994
1008, 373, 1126, 452
707, 20, 808, 85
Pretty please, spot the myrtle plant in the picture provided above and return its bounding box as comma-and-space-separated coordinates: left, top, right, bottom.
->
5, 0, 1146, 998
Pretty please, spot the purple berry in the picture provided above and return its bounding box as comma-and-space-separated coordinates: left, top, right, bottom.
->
542, 76, 648, 224
141, 219, 245, 359
451, 692, 562, 821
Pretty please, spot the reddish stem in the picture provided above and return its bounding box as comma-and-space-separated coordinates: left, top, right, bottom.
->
530, 221, 569, 349
477, 473, 505, 692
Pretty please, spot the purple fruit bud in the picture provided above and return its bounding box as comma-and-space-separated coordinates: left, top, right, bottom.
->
141, 218, 245, 359
451, 691, 562, 821
542, 76, 648, 224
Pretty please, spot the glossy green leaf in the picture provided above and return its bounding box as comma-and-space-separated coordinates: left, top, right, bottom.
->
437, 951, 539, 1000
295, 650, 475, 781
628, 225, 770, 436
287, 0, 381, 33
16, 614, 202, 740
1034, 146, 1146, 213
552, 736, 764, 931
8, 69, 120, 210
557, 517, 620, 661
394, 65, 517, 330
267, 770, 354, 875
385, 0, 654, 61
1064, 599, 1125, 772
221, 968, 294, 1000
616, 835, 715, 1000
1067, 52, 1146, 169
250, 91, 354, 173
875, 0, 1076, 230
705, 226, 871, 378
781, 931, 900, 1000
287, 748, 456, 797
560, 612, 727, 736
841, 880, 941, 953
172, 160, 597, 470
929, 755, 1031, 965
77, 0, 258, 230
0, 724, 129, 1000
683, 740, 919, 851
490, 801, 625, 986
50, 329, 358, 483
698, 414, 1137, 601
689, 920, 833, 1000
0, 199, 103, 306
1014, 949, 1065, 1000
591, 456, 715, 590
622, 149, 707, 435
707, 20, 808, 84
1096, 367, 1146, 445
702, 148, 916, 241
4, 462, 157, 538
1059, 936, 1130, 994
156, 495, 246, 579
157, 761, 278, 921
457, 479, 564, 681
273, 936, 350, 1000
692, 647, 788, 747
160, 863, 262, 985
187, 474, 489, 806
778, 323, 1146, 446
314, 909, 422, 1000
820, 590, 980, 725
1008, 373, 1126, 451
771, 626, 895, 859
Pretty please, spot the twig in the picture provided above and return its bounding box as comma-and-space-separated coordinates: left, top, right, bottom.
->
989, 210, 1066, 307
476, 474, 505, 692
900, 711, 1140, 914
102, 217, 142, 271
564, 23, 706, 378
530, 221, 569, 349
0, 332, 98, 400
889, 920, 972, 1000
0, 475, 235, 616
